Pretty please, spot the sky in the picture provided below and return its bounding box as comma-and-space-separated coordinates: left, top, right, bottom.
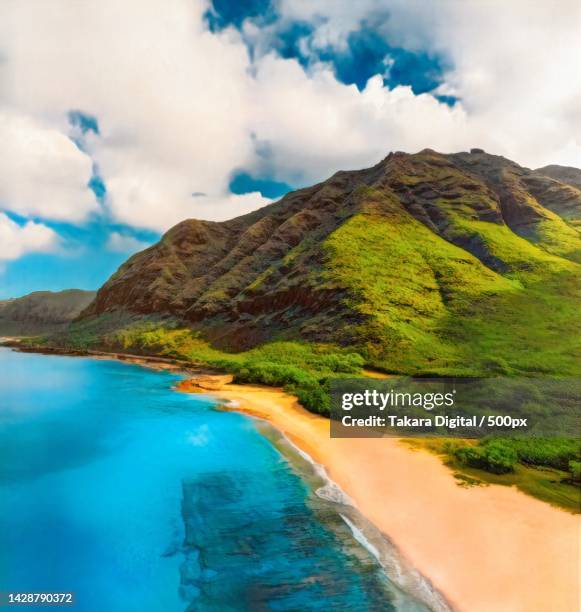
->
0, 0, 579, 298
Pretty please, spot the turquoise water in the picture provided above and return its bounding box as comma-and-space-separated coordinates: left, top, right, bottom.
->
0, 348, 430, 611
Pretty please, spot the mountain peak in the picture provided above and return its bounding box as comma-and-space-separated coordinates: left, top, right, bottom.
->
80, 149, 580, 374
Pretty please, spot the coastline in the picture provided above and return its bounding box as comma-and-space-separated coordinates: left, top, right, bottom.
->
0, 339, 218, 375
204, 380, 580, 612
3, 343, 579, 611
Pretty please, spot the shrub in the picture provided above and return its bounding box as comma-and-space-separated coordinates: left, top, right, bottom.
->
455, 440, 517, 474
481, 440, 519, 474
294, 383, 330, 416
568, 461, 581, 484
507, 438, 580, 471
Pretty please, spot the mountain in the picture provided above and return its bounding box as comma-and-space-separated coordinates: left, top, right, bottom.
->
535, 164, 581, 192
0, 289, 96, 336
78, 149, 580, 378
524, 164, 581, 222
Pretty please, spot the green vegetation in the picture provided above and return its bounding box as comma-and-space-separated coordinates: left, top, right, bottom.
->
453, 439, 518, 474
408, 437, 580, 513
322, 190, 580, 377
569, 461, 581, 484
447, 437, 581, 478
499, 437, 581, 471
533, 214, 581, 263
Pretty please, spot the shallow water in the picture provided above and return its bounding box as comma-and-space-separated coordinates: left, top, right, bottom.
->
0, 348, 430, 611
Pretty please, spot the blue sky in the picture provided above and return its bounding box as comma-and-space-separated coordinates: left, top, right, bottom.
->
0, 0, 578, 298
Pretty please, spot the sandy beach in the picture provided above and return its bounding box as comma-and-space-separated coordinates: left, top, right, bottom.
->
181, 378, 581, 612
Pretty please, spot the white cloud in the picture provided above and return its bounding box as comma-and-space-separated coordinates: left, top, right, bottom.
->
0, 111, 98, 222
0, 213, 59, 261
273, 0, 454, 52
249, 60, 469, 185
272, 0, 581, 169
106, 232, 151, 254
272, 0, 396, 50
0, 0, 578, 238
190, 191, 273, 222
0, 0, 256, 232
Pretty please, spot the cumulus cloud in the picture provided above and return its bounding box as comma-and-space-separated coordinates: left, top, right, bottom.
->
437, 1, 581, 168
192, 191, 273, 221
0, 0, 578, 238
273, 0, 447, 52
0, 213, 59, 261
271, 0, 581, 169
248, 60, 468, 185
0, 0, 256, 232
106, 232, 152, 254
0, 111, 98, 222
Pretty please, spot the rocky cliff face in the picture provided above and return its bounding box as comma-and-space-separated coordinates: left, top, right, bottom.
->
82, 150, 580, 355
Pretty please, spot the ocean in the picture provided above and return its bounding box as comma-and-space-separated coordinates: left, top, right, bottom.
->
0, 348, 432, 611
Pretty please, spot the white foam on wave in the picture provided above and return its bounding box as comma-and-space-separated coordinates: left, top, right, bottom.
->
339, 513, 452, 612
282, 436, 354, 507
340, 514, 381, 561
279, 432, 453, 612
315, 481, 351, 505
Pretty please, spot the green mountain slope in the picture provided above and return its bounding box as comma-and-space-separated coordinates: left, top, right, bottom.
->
72, 149, 579, 378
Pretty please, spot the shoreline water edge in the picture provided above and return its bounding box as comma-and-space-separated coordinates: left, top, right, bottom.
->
3, 343, 579, 612
205, 381, 580, 612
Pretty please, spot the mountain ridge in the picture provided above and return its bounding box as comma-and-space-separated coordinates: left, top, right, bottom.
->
77, 149, 579, 376
0, 289, 96, 335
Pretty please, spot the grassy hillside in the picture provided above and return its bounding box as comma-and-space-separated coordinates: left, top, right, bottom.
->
323, 188, 579, 376
38, 150, 580, 406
